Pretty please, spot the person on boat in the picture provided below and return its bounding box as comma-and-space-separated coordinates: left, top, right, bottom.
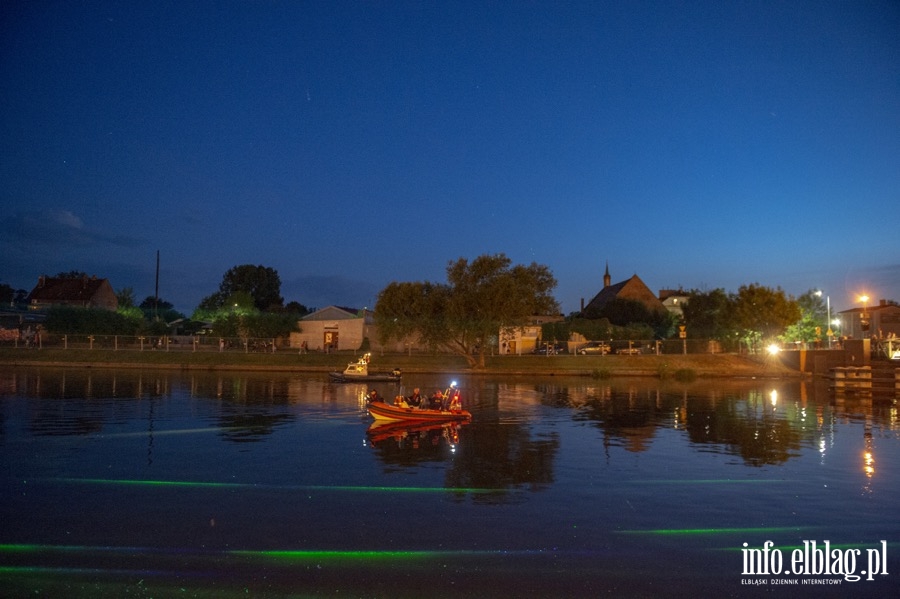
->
407, 388, 422, 408
429, 390, 443, 410
367, 389, 383, 403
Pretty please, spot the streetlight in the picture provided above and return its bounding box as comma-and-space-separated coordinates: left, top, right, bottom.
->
859, 294, 870, 337
815, 290, 833, 348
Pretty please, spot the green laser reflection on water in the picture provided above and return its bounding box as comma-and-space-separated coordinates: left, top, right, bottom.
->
0, 544, 520, 562
99, 427, 229, 438
229, 549, 446, 562
629, 479, 785, 484
50, 477, 499, 494
619, 526, 809, 536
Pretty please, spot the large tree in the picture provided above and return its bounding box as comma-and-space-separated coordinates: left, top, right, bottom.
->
200, 264, 284, 312
375, 254, 559, 368
681, 288, 734, 341
781, 289, 828, 345
731, 283, 800, 348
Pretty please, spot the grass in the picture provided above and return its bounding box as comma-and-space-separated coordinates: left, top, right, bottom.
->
0, 347, 799, 378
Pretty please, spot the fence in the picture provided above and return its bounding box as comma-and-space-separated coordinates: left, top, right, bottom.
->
1, 331, 765, 356
0, 332, 285, 353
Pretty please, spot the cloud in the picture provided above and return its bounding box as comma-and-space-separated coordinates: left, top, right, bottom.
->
0, 209, 146, 248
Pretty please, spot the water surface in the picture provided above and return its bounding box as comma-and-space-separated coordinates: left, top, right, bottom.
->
1, 368, 897, 597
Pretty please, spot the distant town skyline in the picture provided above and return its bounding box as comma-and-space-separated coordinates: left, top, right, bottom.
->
2, 2, 898, 314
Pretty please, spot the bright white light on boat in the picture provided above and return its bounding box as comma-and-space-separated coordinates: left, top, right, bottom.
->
766, 344, 780, 355
450, 381, 457, 388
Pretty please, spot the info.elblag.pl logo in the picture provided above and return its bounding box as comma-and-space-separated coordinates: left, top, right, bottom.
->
741, 540, 889, 584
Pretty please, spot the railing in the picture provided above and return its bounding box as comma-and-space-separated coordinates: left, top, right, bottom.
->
0, 333, 285, 353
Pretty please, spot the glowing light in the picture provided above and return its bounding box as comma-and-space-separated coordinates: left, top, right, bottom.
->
769, 389, 778, 407
766, 344, 780, 355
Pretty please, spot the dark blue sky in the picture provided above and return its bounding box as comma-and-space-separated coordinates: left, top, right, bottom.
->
2, 1, 898, 315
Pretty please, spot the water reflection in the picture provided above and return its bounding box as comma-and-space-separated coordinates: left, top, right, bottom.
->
366, 420, 465, 458
2, 368, 899, 596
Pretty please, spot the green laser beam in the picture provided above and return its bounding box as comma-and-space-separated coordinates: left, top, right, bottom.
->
619, 527, 809, 536
99, 427, 229, 438
48, 477, 500, 494
0, 544, 526, 561
628, 479, 785, 484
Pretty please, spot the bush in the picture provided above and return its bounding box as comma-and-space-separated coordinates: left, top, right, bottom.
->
591, 368, 611, 379
44, 306, 143, 335
674, 368, 697, 382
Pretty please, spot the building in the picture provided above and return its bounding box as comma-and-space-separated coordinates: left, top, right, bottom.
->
27, 275, 118, 311
581, 263, 666, 318
659, 289, 689, 318
499, 314, 566, 355
289, 306, 427, 353
838, 299, 900, 340
289, 306, 373, 352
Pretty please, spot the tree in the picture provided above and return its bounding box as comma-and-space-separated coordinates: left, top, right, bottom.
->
681, 288, 734, 341
597, 298, 677, 339
136, 295, 183, 325
0, 282, 14, 304
1, 283, 27, 306
200, 265, 283, 311
44, 306, 143, 335
782, 289, 827, 345
375, 254, 559, 368
731, 284, 800, 350
139, 296, 174, 311
283, 301, 311, 316
116, 287, 136, 308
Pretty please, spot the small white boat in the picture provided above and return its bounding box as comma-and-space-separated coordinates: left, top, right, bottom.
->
329, 353, 401, 383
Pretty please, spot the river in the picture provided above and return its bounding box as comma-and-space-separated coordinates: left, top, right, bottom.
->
0, 367, 897, 597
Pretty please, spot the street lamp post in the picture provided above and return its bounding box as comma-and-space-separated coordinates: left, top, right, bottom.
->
816, 290, 833, 348
860, 295, 870, 338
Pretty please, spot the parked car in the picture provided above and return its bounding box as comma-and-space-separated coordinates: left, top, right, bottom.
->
579, 342, 610, 355
616, 347, 642, 355
532, 343, 566, 355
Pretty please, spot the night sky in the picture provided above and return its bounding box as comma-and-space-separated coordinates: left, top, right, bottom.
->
2, 1, 898, 315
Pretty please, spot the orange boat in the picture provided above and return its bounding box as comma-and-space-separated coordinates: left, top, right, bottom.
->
366, 400, 472, 422
366, 382, 472, 422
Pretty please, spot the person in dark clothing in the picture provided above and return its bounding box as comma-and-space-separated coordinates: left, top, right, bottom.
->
407, 388, 422, 407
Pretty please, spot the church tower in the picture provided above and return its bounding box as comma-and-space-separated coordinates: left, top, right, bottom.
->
603, 262, 611, 289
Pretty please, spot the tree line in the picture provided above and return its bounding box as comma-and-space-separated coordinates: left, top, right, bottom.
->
6, 266, 308, 340
6, 258, 830, 354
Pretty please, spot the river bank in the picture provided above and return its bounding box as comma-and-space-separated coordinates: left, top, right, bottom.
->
0, 348, 798, 378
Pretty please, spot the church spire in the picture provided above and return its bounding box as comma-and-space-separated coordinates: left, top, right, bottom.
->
603, 261, 611, 288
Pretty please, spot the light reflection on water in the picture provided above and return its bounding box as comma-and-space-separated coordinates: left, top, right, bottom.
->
1, 367, 898, 597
